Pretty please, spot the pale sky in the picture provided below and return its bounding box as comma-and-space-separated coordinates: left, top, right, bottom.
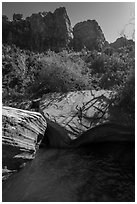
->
2, 2, 135, 43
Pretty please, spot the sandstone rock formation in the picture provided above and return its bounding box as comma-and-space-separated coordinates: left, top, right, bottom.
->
2, 106, 47, 180
73, 20, 108, 51
40, 90, 114, 139
2, 7, 73, 52
2, 7, 109, 52
2, 94, 135, 181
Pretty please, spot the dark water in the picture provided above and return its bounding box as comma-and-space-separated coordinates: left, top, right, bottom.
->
2, 142, 135, 202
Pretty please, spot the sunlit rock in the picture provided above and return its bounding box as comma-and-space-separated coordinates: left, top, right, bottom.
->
2, 106, 47, 180
41, 90, 114, 139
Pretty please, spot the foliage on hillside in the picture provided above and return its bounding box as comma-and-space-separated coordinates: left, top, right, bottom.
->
2, 45, 90, 100
2, 42, 135, 121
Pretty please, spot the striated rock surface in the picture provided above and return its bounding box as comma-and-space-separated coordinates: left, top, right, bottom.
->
40, 90, 114, 139
2, 106, 47, 180
2, 7, 73, 52
73, 20, 108, 51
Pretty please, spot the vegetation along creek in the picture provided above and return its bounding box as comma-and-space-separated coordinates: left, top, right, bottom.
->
2, 3, 135, 202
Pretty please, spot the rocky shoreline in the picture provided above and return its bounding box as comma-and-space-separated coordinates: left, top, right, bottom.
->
2, 90, 135, 181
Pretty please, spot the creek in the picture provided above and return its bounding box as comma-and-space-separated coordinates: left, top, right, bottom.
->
2, 141, 135, 202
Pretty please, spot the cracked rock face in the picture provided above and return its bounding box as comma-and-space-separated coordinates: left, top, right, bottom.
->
2, 7, 73, 52
2, 7, 109, 52
41, 90, 114, 139
73, 20, 107, 51
2, 106, 47, 180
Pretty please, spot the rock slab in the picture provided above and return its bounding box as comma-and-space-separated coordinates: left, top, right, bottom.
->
2, 106, 47, 180
41, 90, 114, 139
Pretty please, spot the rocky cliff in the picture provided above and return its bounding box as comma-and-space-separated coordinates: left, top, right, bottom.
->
2, 7, 73, 52
73, 20, 108, 51
110, 37, 135, 50
2, 7, 109, 52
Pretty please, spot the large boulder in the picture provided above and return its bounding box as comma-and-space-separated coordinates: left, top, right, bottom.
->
2, 106, 47, 180
40, 90, 114, 139
73, 20, 108, 51
2, 7, 73, 52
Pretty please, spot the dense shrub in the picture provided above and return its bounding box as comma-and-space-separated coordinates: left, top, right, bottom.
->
32, 50, 90, 92
2, 46, 91, 101
115, 67, 135, 115
2, 42, 135, 121
86, 47, 135, 90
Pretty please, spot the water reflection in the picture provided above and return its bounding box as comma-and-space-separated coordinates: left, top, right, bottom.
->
2, 142, 135, 202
